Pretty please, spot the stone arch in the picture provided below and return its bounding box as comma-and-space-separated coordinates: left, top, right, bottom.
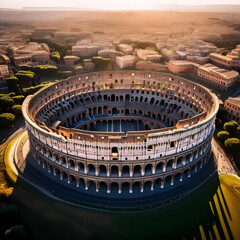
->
78, 162, 85, 173
156, 162, 164, 173
145, 164, 152, 175
99, 181, 108, 192
122, 165, 130, 177
166, 159, 174, 170
122, 182, 130, 193
144, 180, 153, 191
88, 164, 95, 175
110, 182, 119, 193
68, 159, 75, 170
132, 182, 141, 193
133, 165, 141, 176
111, 165, 119, 177
60, 156, 67, 166
99, 165, 107, 176
176, 156, 184, 168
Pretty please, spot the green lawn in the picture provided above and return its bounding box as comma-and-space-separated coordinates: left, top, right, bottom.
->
7, 173, 240, 240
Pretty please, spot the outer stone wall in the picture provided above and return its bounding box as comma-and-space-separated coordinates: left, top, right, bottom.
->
22, 70, 219, 196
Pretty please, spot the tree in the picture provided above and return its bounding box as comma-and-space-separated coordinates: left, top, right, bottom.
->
33, 65, 57, 77
20, 65, 32, 71
12, 95, 25, 105
6, 77, 23, 95
217, 107, 227, 120
91, 57, 111, 70
217, 131, 230, 142
223, 121, 239, 134
0, 96, 14, 112
12, 105, 22, 116
50, 51, 60, 64
215, 118, 223, 129
15, 70, 35, 87
225, 138, 240, 154
0, 113, 15, 128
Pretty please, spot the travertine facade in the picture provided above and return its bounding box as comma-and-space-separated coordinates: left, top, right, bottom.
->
224, 97, 240, 123
22, 71, 218, 196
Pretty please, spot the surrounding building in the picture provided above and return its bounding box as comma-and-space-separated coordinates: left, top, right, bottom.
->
0, 55, 10, 66
83, 59, 95, 72
118, 44, 133, 55
136, 61, 168, 72
136, 49, 162, 62
116, 55, 135, 69
168, 60, 199, 75
210, 45, 240, 70
63, 56, 78, 66
161, 48, 180, 61
197, 63, 239, 92
0, 65, 10, 87
98, 49, 118, 62
11, 42, 50, 67
22, 71, 218, 199
72, 45, 99, 58
224, 97, 240, 123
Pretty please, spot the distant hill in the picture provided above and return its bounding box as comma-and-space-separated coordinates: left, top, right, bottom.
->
0, 5, 240, 12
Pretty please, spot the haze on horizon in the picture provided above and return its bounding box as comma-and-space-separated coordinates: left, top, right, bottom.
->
1, 0, 240, 10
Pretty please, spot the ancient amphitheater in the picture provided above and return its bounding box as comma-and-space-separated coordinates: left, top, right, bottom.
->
22, 71, 219, 199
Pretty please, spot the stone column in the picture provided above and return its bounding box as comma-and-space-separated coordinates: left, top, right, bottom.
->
118, 183, 122, 194
118, 167, 122, 177
163, 164, 166, 172
140, 182, 144, 192
161, 179, 164, 188
95, 166, 99, 176
107, 183, 111, 193
152, 164, 156, 174
96, 182, 99, 192
141, 165, 145, 176
107, 166, 110, 177
151, 182, 154, 191
129, 182, 133, 193
76, 178, 80, 187
84, 165, 89, 174
130, 165, 133, 177
171, 176, 174, 185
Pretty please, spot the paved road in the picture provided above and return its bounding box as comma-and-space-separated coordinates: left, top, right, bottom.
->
212, 138, 239, 177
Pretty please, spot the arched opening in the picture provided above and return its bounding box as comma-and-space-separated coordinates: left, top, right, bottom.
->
165, 175, 173, 187
183, 168, 190, 180
78, 162, 84, 173
154, 178, 162, 190
122, 165, 130, 177
122, 182, 130, 193
133, 182, 141, 193
88, 164, 95, 176
111, 182, 119, 193
145, 164, 152, 175
166, 159, 174, 170
111, 165, 118, 177
99, 165, 107, 176
88, 180, 96, 191
68, 175, 76, 186
79, 178, 85, 189
156, 162, 164, 173
174, 172, 182, 184
176, 157, 183, 168
144, 181, 152, 191
133, 165, 141, 176
60, 156, 66, 167
186, 153, 192, 163
68, 159, 75, 170
99, 182, 108, 192
111, 94, 116, 102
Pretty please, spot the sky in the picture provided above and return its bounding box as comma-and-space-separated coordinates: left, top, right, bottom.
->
1, 0, 240, 10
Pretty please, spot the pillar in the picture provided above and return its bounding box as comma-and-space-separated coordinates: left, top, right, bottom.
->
96, 182, 99, 192
161, 179, 164, 188
140, 182, 144, 192
152, 165, 156, 174
151, 182, 154, 191
76, 178, 80, 187
53, 168, 56, 176
171, 176, 174, 185
118, 184, 122, 194
107, 167, 110, 177
107, 183, 111, 193
84, 165, 88, 174
95, 167, 99, 176
118, 167, 122, 177
129, 183, 133, 193
141, 166, 145, 176
130, 166, 133, 177
163, 164, 166, 172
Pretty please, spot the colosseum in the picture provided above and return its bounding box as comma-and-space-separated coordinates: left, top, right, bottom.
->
22, 71, 219, 200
